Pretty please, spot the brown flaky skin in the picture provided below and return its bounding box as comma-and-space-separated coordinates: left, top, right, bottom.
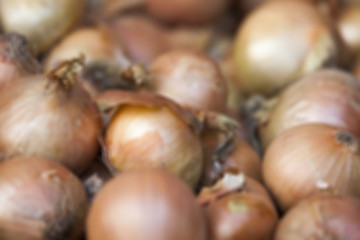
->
145, 0, 230, 24
263, 124, 360, 212
0, 157, 88, 240
149, 50, 228, 113
0, 74, 102, 175
0, 0, 84, 55
275, 195, 360, 240
87, 169, 207, 240
204, 193, 278, 240
259, 69, 360, 148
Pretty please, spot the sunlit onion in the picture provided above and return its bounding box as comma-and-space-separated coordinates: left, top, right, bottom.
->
263, 124, 360, 212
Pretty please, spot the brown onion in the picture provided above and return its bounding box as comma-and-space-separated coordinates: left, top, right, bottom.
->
148, 50, 228, 113
0, 33, 40, 87
337, 5, 360, 55
87, 169, 207, 240
0, 58, 102, 174
274, 194, 360, 239
0, 157, 88, 240
263, 124, 360, 212
110, 15, 212, 66
234, 0, 337, 96
0, 0, 85, 54
198, 173, 272, 207
202, 187, 278, 240
257, 69, 360, 148
97, 90, 203, 188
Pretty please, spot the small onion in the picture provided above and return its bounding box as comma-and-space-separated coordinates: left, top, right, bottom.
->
200, 175, 278, 240
263, 124, 360, 212
257, 69, 360, 148
87, 169, 208, 240
0, 33, 40, 86
148, 50, 228, 113
337, 5, 360, 55
234, 0, 337, 96
0, 58, 102, 174
0, 157, 88, 240
0, 0, 85, 54
97, 90, 203, 188
274, 194, 360, 240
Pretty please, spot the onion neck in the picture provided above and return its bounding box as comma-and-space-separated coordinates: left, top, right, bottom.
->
47, 56, 85, 91
336, 131, 359, 152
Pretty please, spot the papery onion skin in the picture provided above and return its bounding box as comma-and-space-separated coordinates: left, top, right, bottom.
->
45, 27, 129, 73
0, 157, 88, 240
263, 124, 360, 212
204, 192, 278, 240
274, 194, 360, 240
149, 50, 228, 113
259, 69, 360, 148
234, 0, 337, 96
99, 90, 203, 188
0, 63, 102, 175
144, 0, 231, 24
87, 169, 208, 240
0, 0, 85, 54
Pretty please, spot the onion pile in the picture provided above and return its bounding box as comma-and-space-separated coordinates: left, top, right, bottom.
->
87, 169, 207, 240
0, 0, 85, 54
234, 0, 337, 96
263, 124, 360, 212
0, 157, 88, 240
274, 194, 360, 239
148, 50, 228, 112
257, 69, 360, 148
0, 58, 101, 174
97, 90, 203, 188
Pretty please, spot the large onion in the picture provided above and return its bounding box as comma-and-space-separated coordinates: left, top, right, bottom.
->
263, 124, 360, 212
274, 194, 360, 239
257, 69, 360, 148
0, 58, 102, 174
0, 157, 88, 240
148, 50, 228, 112
0, 0, 85, 54
97, 90, 203, 188
87, 169, 207, 240
234, 0, 337, 96
0, 33, 40, 86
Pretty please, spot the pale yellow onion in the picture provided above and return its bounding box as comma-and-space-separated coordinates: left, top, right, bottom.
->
258, 69, 360, 148
234, 0, 337, 96
263, 124, 360, 212
0, 0, 85, 54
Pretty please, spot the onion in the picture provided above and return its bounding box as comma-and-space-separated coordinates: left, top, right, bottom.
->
274, 194, 360, 239
337, 5, 360, 55
110, 15, 212, 66
0, 157, 88, 240
257, 69, 360, 148
200, 175, 278, 240
87, 169, 207, 240
0, 0, 85, 54
96, 90, 203, 188
148, 50, 228, 113
0, 33, 40, 87
45, 27, 133, 92
234, 0, 337, 96
263, 124, 360, 212
0, 58, 102, 174
198, 173, 272, 207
